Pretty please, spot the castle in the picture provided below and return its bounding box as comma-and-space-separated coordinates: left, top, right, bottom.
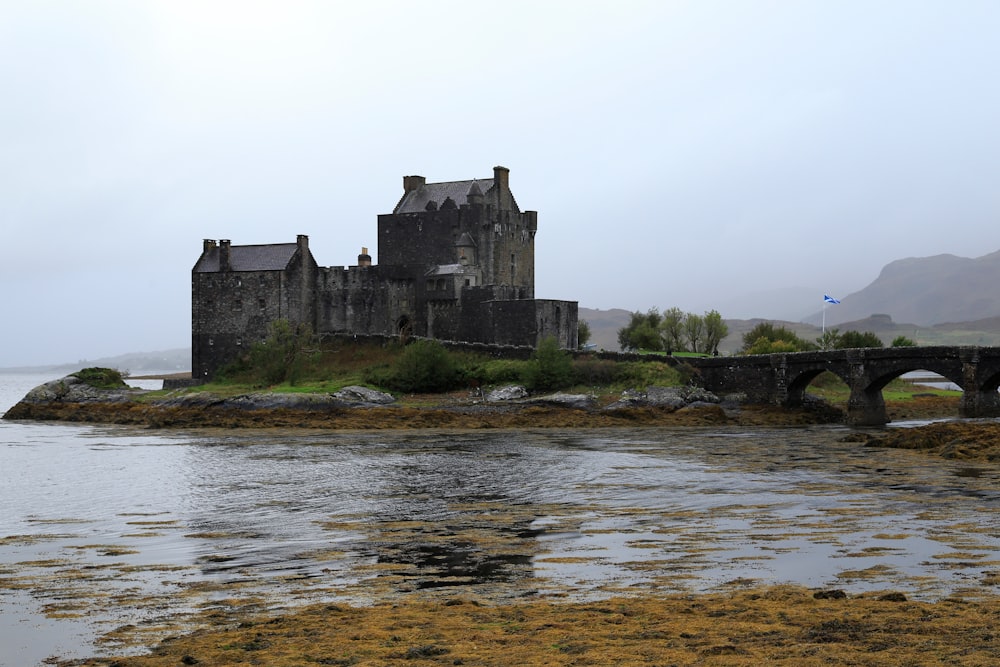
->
191, 166, 579, 379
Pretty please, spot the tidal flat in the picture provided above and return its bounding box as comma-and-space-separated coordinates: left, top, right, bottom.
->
5, 408, 1000, 665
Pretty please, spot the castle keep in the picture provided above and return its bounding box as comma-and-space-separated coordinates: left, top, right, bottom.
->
192, 166, 578, 378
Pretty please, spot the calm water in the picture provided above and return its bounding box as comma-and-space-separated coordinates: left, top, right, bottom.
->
3, 372, 1000, 665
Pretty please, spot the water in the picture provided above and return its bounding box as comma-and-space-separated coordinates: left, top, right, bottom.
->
3, 372, 1000, 665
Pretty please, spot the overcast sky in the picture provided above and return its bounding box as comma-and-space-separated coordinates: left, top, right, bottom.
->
2, 1, 999, 366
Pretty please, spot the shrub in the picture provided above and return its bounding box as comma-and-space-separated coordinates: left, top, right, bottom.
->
524, 337, 573, 391
383, 340, 462, 393
836, 330, 884, 349
741, 323, 815, 354
891, 335, 917, 347
72, 367, 128, 389
221, 319, 319, 387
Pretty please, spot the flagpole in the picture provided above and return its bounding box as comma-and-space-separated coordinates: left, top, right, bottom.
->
822, 304, 826, 334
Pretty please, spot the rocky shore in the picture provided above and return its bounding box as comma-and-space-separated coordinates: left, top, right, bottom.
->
4, 374, 850, 429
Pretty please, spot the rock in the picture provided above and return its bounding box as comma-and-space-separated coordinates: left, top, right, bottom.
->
877, 592, 907, 602
332, 386, 395, 405
526, 392, 596, 410
485, 385, 528, 402
813, 589, 848, 600
645, 386, 688, 408
680, 386, 720, 404
19, 375, 139, 404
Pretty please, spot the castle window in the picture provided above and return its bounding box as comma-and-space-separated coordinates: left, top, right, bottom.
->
233, 299, 242, 311
236, 337, 243, 346
208, 337, 214, 346
235, 278, 242, 287
426, 280, 435, 291
258, 298, 266, 310
464, 279, 470, 287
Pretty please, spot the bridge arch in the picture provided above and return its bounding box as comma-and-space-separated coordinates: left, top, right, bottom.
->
692, 346, 1000, 425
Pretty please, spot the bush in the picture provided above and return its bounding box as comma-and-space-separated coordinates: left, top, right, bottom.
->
891, 335, 917, 347
741, 323, 815, 354
382, 340, 462, 393
837, 330, 884, 348
72, 367, 128, 389
221, 319, 319, 387
524, 337, 573, 391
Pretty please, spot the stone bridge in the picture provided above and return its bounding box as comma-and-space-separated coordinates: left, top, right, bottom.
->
689, 346, 1000, 426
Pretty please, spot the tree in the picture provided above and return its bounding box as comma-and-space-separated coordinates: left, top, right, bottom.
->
683, 313, 705, 353
577, 320, 592, 349
702, 310, 728, 355
837, 330, 884, 349
660, 307, 685, 354
891, 335, 917, 347
617, 309, 664, 352
237, 319, 318, 386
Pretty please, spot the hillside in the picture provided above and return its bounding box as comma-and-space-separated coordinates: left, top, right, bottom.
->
806, 250, 1000, 327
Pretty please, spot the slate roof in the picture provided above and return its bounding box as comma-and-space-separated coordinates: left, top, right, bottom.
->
394, 179, 494, 214
194, 243, 298, 273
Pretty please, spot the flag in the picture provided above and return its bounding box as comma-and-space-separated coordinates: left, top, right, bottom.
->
823, 294, 841, 304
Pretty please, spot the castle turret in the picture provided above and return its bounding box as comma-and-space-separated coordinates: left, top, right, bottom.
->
466, 180, 484, 206
455, 232, 476, 266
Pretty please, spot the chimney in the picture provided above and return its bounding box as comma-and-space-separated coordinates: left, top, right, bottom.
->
403, 175, 426, 193
203, 239, 217, 254
358, 246, 372, 267
297, 234, 309, 256
219, 239, 231, 271
493, 165, 509, 193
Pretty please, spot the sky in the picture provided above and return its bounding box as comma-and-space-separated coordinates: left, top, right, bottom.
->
2, 1, 999, 367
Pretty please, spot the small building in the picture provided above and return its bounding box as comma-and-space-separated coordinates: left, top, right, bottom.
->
192, 166, 578, 379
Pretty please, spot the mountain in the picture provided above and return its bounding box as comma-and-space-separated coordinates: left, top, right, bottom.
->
807, 250, 1000, 327
0, 348, 190, 374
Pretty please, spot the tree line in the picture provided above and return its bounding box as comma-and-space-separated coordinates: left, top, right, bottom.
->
617, 310, 917, 356
741, 322, 915, 354
617, 308, 729, 355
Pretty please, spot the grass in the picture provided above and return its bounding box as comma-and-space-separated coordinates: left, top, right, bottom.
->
804, 372, 961, 405
156, 338, 685, 401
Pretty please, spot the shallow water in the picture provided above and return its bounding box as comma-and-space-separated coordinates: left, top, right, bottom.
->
3, 373, 1000, 665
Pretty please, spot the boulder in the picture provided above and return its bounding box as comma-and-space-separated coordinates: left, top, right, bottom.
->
19, 376, 139, 404
332, 386, 395, 405
525, 392, 596, 410
485, 385, 529, 402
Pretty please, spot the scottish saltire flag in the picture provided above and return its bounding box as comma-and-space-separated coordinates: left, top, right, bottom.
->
823, 294, 841, 304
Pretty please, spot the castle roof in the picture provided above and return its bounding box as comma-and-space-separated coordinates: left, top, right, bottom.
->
194, 243, 299, 273
394, 179, 494, 214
